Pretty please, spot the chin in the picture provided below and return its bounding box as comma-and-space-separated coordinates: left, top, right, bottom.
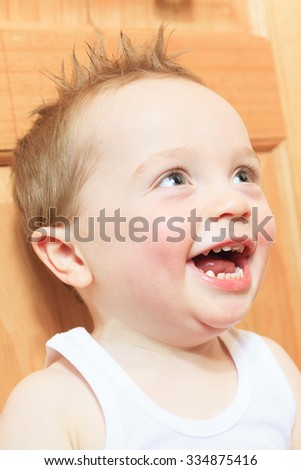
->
198, 302, 251, 331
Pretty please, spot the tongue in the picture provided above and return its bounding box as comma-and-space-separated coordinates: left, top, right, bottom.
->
193, 255, 236, 276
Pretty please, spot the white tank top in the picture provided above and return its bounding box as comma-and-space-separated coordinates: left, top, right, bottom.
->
46, 327, 295, 449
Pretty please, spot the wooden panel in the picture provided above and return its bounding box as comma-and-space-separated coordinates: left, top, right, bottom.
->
0, 27, 96, 152
251, 0, 301, 366
0, 165, 12, 202
0, 27, 285, 160
0, 151, 13, 166
0, 0, 87, 24
265, 0, 301, 248
0, 167, 93, 409
0, 0, 250, 32
0, 32, 16, 152
87, 0, 250, 30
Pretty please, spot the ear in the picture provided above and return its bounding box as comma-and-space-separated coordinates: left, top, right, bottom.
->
30, 226, 93, 288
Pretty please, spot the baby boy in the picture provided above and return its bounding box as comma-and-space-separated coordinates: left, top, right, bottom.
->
1, 27, 300, 449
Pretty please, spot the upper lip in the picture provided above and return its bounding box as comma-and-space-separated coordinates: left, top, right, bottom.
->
189, 238, 256, 260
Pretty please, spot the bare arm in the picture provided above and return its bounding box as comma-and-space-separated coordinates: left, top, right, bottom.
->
0, 369, 74, 449
264, 338, 301, 450
0, 359, 105, 450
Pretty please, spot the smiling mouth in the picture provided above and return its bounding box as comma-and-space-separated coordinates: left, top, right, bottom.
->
191, 244, 250, 280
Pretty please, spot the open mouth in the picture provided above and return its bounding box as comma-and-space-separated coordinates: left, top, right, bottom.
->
191, 244, 251, 281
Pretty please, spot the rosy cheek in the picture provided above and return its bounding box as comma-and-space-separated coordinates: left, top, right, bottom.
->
123, 217, 191, 280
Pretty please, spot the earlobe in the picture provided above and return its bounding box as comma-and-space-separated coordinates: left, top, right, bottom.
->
31, 227, 93, 288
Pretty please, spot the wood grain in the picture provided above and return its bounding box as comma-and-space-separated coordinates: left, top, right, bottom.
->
0, 179, 93, 409
0, 0, 250, 32
0, 27, 96, 151
0, 27, 285, 155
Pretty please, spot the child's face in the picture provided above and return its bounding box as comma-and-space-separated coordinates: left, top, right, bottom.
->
77, 77, 275, 346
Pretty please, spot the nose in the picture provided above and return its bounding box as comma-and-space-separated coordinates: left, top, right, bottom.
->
205, 184, 252, 222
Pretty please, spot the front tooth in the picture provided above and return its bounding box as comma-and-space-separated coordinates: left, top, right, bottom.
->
213, 248, 222, 253
203, 250, 210, 256
221, 246, 232, 252
237, 245, 245, 253
215, 270, 243, 280
205, 270, 215, 277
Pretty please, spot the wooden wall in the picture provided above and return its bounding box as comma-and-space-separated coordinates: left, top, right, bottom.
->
0, 0, 300, 410
242, 0, 301, 367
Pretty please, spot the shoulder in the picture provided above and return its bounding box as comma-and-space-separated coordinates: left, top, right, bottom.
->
263, 337, 301, 450
0, 358, 105, 449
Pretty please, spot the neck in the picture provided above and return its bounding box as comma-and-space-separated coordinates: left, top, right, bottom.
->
92, 320, 224, 368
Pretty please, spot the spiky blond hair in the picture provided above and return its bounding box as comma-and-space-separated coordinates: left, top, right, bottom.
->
12, 26, 203, 237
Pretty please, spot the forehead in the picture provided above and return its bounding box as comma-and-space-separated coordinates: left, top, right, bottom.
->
89, 77, 242, 124
90, 77, 247, 137
78, 77, 251, 172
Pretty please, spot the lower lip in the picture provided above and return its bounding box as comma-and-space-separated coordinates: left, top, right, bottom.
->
186, 257, 251, 292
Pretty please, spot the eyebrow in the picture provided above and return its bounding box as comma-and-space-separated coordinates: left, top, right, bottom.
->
239, 147, 260, 164
132, 147, 198, 180
132, 145, 260, 181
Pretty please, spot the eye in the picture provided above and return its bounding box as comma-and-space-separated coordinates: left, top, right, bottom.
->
158, 171, 189, 188
232, 166, 259, 185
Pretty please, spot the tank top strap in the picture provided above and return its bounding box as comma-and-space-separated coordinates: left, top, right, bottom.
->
46, 327, 126, 448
